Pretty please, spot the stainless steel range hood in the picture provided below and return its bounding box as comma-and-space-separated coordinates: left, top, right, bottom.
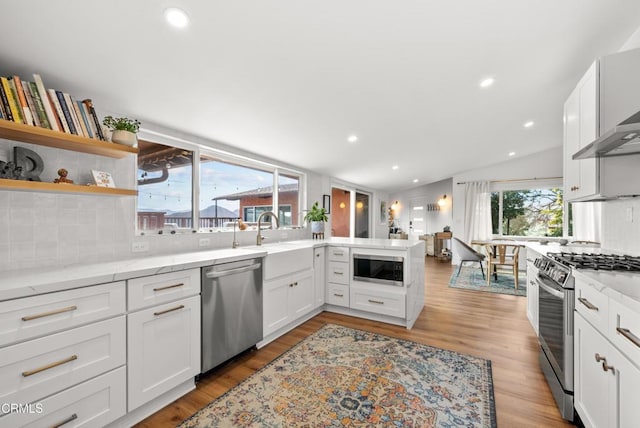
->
573, 110, 640, 159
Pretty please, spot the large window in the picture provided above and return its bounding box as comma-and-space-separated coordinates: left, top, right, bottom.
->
136, 135, 303, 234
491, 188, 563, 237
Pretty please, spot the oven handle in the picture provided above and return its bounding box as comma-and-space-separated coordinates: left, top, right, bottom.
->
536, 277, 565, 299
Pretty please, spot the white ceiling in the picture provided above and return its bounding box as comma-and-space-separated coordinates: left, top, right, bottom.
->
2, 1, 640, 191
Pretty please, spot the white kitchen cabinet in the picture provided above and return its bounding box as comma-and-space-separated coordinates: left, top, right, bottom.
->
350, 284, 406, 318
313, 247, 326, 308
525, 264, 539, 335
127, 295, 200, 412
263, 269, 314, 336
575, 313, 640, 428
128, 268, 200, 311
564, 62, 598, 201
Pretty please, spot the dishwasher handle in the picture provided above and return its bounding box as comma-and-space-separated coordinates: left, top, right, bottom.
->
205, 263, 261, 279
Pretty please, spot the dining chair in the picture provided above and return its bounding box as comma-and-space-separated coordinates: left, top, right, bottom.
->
452, 238, 486, 279
485, 244, 520, 288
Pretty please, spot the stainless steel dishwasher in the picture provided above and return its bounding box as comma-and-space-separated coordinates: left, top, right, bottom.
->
201, 257, 263, 373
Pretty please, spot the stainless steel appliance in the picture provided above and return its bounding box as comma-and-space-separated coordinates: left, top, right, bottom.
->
352, 253, 404, 286
534, 251, 640, 421
201, 257, 263, 373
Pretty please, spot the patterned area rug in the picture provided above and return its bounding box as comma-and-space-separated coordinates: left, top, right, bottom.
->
180, 324, 496, 427
449, 265, 526, 296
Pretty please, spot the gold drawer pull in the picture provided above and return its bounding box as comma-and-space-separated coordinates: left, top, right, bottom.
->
368, 299, 384, 305
51, 413, 78, 428
334, 271, 344, 275
153, 282, 185, 292
602, 361, 615, 374
617, 327, 640, 348
22, 354, 78, 377
22, 305, 78, 321
578, 297, 598, 311
333, 252, 344, 256
333, 293, 344, 297
154, 304, 185, 316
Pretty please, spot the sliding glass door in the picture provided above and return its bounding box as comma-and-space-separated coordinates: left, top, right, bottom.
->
331, 186, 370, 238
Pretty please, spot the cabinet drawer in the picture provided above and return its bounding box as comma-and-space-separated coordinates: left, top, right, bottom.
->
327, 246, 349, 263
327, 261, 349, 285
326, 284, 349, 307
0, 316, 126, 410
575, 278, 608, 333
350, 286, 406, 318
128, 268, 200, 311
127, 295, 200, 411
0, 367, 126, 428
609, 299, 640, 365
0, 282, 125, 347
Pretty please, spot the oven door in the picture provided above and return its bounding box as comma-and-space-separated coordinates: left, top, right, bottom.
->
352, 254, 404, 286
537, 275, 574, 390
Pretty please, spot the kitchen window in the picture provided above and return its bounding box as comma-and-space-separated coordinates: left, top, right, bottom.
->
491, 187, 564, 237
136, 132, 304, 234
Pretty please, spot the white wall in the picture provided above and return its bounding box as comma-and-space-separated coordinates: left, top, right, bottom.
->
389, 178, 453, 237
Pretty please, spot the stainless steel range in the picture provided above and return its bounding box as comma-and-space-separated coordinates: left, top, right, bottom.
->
534, 251, 640, 421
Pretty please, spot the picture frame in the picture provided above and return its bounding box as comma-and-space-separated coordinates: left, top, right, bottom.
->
92, 170, 115, 188
322, 194, 331, 214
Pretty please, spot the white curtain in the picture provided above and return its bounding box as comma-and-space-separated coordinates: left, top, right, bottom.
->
463, 181, 493, 244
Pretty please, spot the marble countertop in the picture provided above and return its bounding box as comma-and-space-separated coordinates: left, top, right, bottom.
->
573, 269, 640, 314
0, 238, 422, 301
525, 241, 602, 258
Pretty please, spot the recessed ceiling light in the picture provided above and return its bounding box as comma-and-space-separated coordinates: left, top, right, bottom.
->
347, 135, 358, 143
164, 8, 189, 28
479, 77, 495, 88
413, 179, 419, 183
508, 152, 516, 157
392, 165, 399, 170
524, 121, 535, 128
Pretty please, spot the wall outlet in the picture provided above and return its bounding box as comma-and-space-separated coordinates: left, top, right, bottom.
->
132, 241, 149, 253
199, 238, 211, 247
626, 206, 634, 223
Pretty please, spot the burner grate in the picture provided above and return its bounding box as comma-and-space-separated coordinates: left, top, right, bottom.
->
547, 252, 640, 271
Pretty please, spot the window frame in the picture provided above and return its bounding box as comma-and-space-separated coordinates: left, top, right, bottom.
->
136, 129, 306, 235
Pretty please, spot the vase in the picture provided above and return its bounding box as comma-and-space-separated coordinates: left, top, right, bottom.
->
310, 221, 325, 234
111, 130, 138, 147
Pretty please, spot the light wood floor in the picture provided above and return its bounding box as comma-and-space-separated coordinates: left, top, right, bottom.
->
136, 257, 574, 428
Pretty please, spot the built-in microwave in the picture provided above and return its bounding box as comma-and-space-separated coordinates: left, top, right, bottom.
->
352, 253, 404, 286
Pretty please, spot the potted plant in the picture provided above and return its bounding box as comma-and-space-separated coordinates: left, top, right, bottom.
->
103, 116, 141, 147
304, 201, 328, 235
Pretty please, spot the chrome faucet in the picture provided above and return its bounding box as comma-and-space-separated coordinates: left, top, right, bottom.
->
256, 211, 279, 245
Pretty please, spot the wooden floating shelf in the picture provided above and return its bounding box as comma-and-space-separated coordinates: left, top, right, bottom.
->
0, 179, 137, 196
0, 119, 138, 158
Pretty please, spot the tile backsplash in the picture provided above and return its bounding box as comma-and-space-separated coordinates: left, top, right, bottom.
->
601, 198, 640, 255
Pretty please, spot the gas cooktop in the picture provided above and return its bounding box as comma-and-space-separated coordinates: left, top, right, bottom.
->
546, 252, 640, 271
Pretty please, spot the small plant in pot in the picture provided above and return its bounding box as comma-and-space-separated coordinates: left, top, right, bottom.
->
103, 116, 141, 147
304, 201, 328, 236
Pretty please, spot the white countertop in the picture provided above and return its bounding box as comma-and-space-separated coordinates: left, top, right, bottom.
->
0, 238, 422, 301
525, 241, 603, 257
573, 269, 640, 314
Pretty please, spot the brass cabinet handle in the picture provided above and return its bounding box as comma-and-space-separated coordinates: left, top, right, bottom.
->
22, 354, 78, 377
153, 304, 185, 316
602, 361, 615, 374
333, 252, 344, 256
333, 293, 344, 297
22, 305, 78, 321
616, 327, 640, 348
595, 353, 606, 363
289, 282, 299, 287
334, 271, 344, 275
51, 413, 78, 428
153, 282, 184, 292
368, 299, 384, 305
578, 297, 599, 311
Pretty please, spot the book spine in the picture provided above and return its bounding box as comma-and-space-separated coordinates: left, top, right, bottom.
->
1, 77, 23, 124
79, 101, 95, 138
12, 76, 35, 126
55, 90, 76, 134
27, 81, 50, 129
70, 97, 89, 137
7, 78, 26, 124
33, 74, 60, 132
63, 93, 83, 136
21, 81, 40, 127
48, 89, 70, 133
0, 81, 13, 121
82, 99, 105, 140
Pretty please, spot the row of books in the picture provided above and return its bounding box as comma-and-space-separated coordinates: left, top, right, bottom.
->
0, 73, 105, 141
